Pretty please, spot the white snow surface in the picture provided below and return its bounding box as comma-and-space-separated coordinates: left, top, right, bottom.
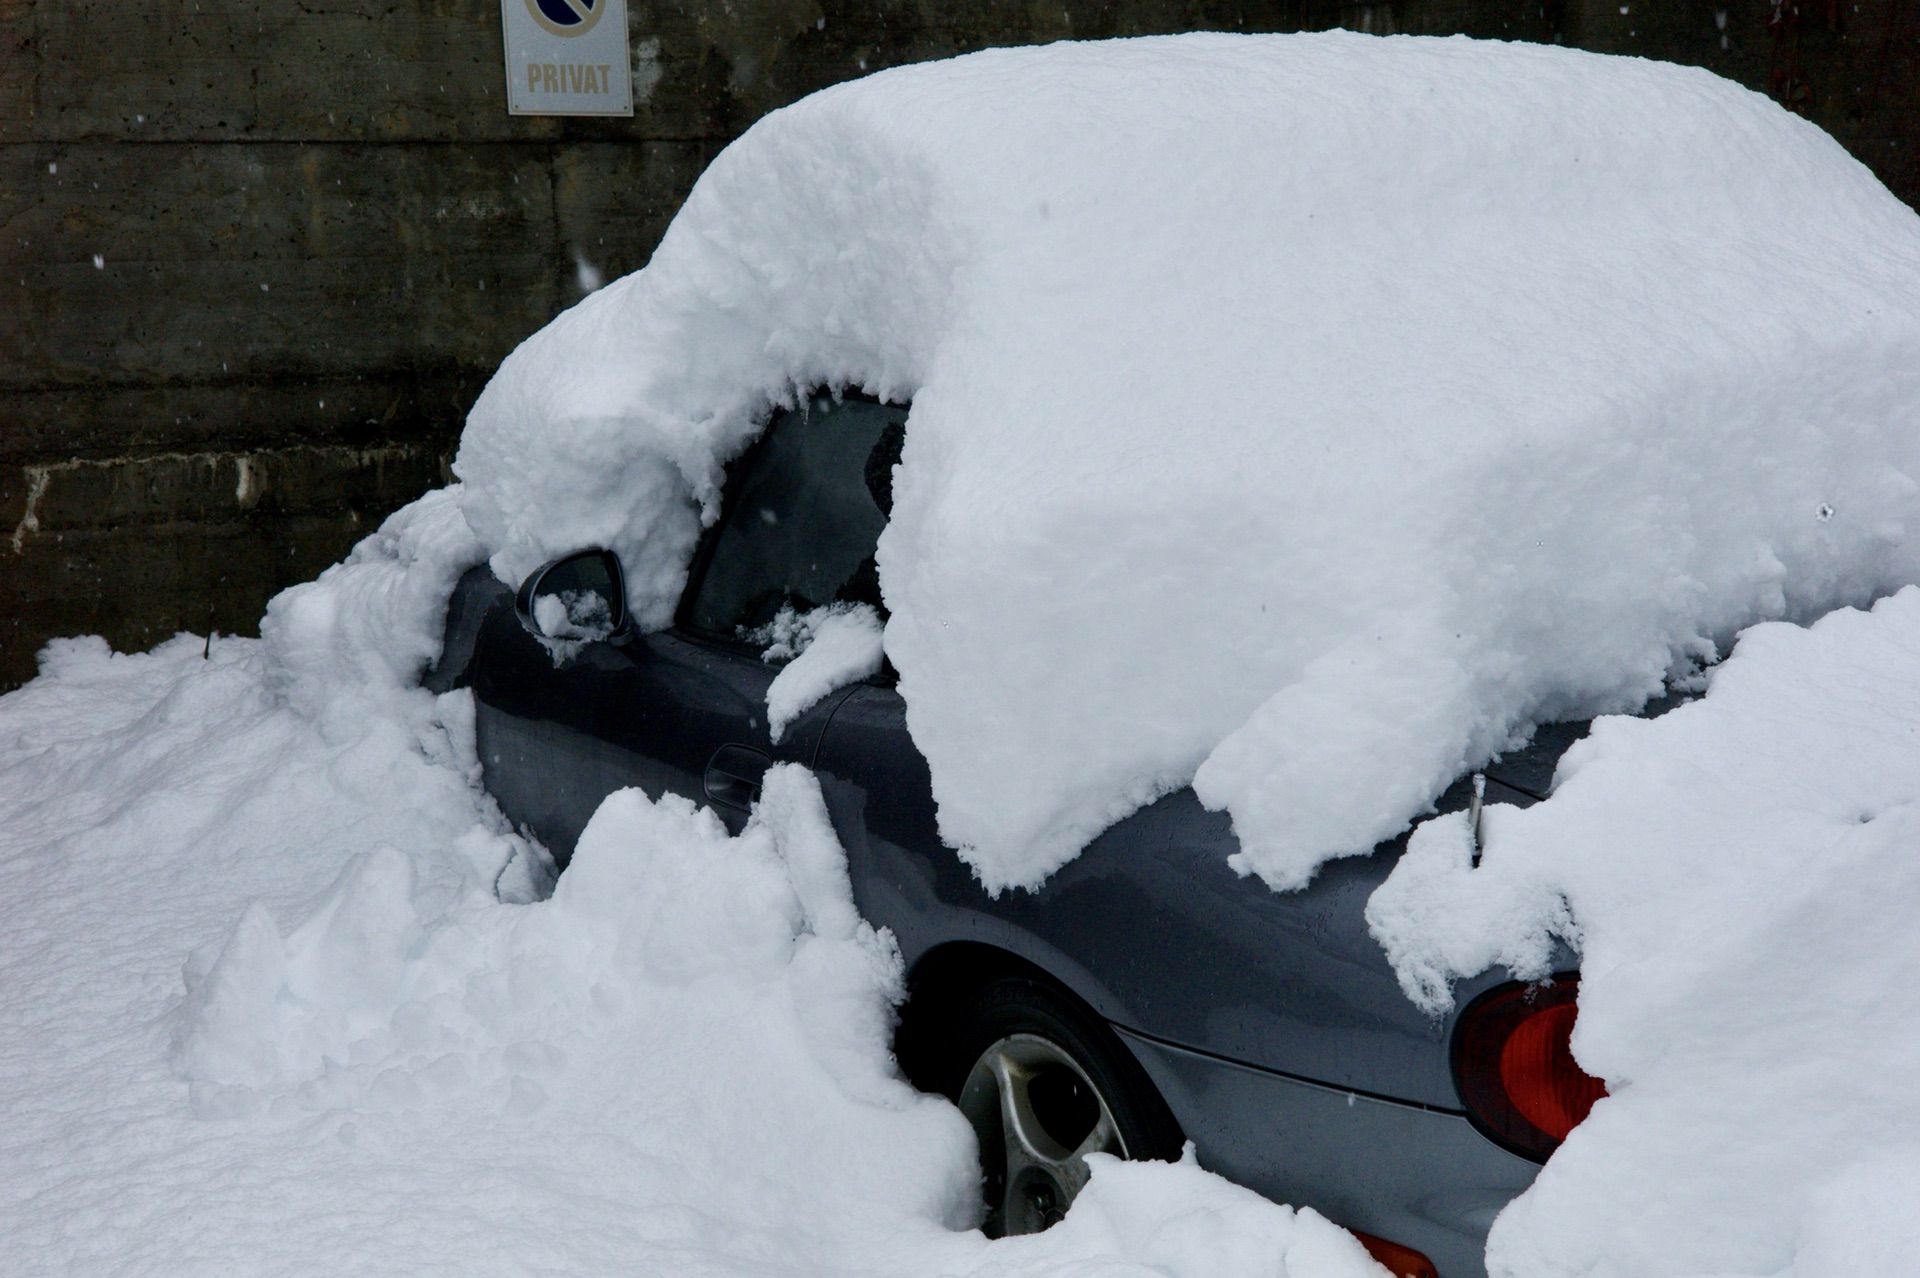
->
0, 489, 1385, 1278
456, 32, 1920, 893
1367, 586, 1920, 1278
760, 602, 887, 742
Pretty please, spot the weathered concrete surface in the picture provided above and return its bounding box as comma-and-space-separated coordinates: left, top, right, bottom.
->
0, 445, 447, 682
2, 0, 1917, 689
5, 139, 714, 390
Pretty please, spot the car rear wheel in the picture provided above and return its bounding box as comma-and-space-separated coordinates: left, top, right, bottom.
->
924, 974, 1183, 1237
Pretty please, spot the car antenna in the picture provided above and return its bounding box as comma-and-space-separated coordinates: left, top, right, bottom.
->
1467, 773, 1486, 867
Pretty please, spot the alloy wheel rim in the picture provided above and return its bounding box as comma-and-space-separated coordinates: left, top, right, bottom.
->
957, 1032, 1126, 1237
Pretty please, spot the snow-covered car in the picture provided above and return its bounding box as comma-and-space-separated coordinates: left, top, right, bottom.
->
436, 392, 1600, 1278
430, 32, 1920, 1278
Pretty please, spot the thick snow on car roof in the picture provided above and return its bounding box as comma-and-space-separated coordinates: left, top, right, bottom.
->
456, 32, 1920, 893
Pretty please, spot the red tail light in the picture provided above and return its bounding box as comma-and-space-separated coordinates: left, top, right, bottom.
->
1352, 1230, 1438, 1278
1452, 975, 1607, 1162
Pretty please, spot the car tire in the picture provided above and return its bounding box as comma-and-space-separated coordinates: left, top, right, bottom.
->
919, 974, 1184, 1237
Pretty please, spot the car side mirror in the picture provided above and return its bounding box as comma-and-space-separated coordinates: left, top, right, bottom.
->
514, 548, 636, 646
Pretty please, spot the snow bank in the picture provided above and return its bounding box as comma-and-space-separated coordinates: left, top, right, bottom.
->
172, 758, 1383, 1278
456, 32, 1920, 892
174, 765, 921, 1119
0, 492, 1386, 1278
261, 486, 487, 732
1367, 587, 1920, 1278
972, 1156, 1394, 1278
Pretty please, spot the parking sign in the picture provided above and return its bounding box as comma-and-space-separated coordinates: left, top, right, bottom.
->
501, 0, 634, 116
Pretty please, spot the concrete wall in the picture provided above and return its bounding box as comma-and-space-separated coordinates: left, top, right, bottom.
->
5, 0, 1917, 688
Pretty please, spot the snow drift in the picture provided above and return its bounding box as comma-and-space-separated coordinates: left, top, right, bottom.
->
0, 491, 1387, 1278
456, 32, 1920, 893
1368, 586, 1920, 1278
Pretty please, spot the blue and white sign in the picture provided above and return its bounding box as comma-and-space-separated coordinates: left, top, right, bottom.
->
502, 0, 633, 116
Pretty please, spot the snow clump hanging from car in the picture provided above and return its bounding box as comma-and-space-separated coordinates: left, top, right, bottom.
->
455, 32, 1920, 893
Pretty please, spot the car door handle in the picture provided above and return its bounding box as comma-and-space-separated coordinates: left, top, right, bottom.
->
705, 745, 772, 811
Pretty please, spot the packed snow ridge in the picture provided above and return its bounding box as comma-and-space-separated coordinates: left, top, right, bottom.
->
457, 32, 1920, 893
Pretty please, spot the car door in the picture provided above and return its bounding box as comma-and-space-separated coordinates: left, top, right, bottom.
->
810, 689, 1463, 1095
461, 392, 908, 862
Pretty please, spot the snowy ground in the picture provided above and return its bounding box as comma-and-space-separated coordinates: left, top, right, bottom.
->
0, 493, 1384, 1278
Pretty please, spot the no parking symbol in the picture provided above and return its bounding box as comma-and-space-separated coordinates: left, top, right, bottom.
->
501, 0, 633, 116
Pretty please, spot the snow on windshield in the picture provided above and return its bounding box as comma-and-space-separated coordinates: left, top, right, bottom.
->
1367, 587, 1920, 1277
456, 32, 1920, 893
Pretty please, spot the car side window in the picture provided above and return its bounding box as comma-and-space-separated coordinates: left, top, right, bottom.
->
685, 394, 907, 637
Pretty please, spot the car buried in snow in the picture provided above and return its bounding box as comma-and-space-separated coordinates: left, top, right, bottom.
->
425, 30, 1920, 1278
428, 389, 1604, 1278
